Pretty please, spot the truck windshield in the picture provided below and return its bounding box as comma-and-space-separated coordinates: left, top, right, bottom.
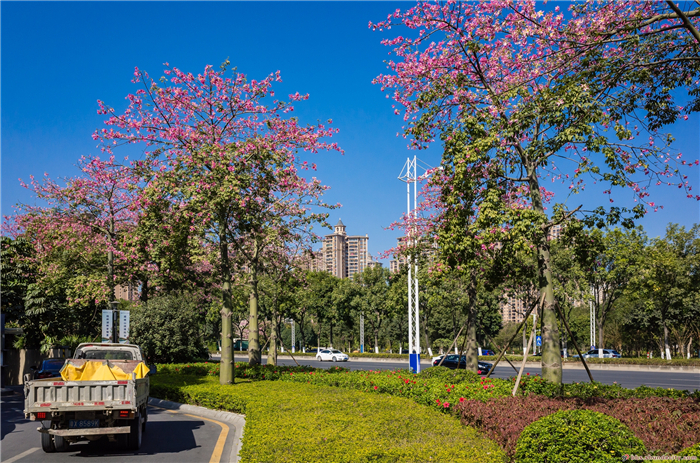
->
76, 350, 134, 360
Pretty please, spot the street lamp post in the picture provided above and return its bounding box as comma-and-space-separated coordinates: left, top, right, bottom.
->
399, 156, 421, 373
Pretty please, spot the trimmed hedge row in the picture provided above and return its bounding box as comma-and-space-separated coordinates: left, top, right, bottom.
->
156, 362, 699, 401
151, 374, 506, 463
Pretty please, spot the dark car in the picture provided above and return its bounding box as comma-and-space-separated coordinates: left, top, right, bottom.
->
33, 359, 66, 380
432, 355, 493, 375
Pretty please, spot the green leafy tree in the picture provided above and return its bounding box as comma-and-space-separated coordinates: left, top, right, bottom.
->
627, 224, 699, 358
302, 271, 340, 350
352, 266, 395, 353
585, 227, 647, 354
129, 293, 209, 364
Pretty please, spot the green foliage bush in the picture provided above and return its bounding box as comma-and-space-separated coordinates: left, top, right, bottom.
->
677, 442, 700, 457
151, 374, 506, 463
516, 375, 700, 400
514, 410, 646, 463
130, 294, 208, 363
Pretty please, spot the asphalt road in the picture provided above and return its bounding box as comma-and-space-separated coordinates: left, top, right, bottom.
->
1, 388, 235, 463
244, 356, 700, 391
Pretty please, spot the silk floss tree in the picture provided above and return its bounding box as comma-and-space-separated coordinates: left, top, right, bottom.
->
12, 155, 142, 306
94, 61, 341, 384
372, 1, 699, 385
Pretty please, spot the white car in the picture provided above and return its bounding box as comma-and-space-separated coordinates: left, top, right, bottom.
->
316, 349, 349, 362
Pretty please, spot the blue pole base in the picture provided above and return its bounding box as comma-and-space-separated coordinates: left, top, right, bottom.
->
409, 353, 421, 374
360, 345, 364, 354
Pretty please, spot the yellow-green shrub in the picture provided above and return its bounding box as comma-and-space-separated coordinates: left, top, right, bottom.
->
151, 375, 506, 463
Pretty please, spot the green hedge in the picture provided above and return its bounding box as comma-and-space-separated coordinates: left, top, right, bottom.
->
514, 410, 646, 463
677, 442, 700, 457
156, 363, 700, 401
151, 375, 506, 463
480, 355, 700, 367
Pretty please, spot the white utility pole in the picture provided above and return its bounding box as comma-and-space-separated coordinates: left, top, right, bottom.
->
360, 312, 365, 353
291, 319, 295, 353
399, 156, 421, 373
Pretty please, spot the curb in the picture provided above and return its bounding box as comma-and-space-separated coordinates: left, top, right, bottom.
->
148, 397, 245, 463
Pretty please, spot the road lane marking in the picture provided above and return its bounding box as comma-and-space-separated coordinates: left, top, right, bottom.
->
150, 405, 229, 463
4, 448, 40, 463
184, 413, 229, 463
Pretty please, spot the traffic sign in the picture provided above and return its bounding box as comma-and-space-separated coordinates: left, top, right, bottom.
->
536, 336, 542, 347
119, 311, 130, 341
102, 310, 112, 342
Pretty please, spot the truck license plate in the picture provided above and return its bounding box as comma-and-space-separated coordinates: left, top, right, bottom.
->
69, 419, 100, 429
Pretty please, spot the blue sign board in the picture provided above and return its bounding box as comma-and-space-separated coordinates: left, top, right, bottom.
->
536, 336, 542, 347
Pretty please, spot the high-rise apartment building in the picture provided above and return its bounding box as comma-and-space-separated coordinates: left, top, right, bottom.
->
299, 249, 325, 273
389, 236, 437, 273
114, 282, 138, 302
321, 219, 373, 279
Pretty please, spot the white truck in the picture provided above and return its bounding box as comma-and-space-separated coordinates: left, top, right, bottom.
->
24, 343, 153, 453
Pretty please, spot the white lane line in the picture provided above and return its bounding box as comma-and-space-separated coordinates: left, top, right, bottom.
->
4, 447, 40, 463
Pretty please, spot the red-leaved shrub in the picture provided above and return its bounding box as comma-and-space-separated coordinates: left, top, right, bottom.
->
457, 395, 700, 459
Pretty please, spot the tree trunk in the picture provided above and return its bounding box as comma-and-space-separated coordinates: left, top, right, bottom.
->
525, 159, 562, 384
268, 310, 278, 366
139, 278, 149, 303
248, 261, 261, 366
465, 307, 478, 372
299, 317, 306, 352
597, 317, 605, 357
330, 321, 334, 348
374, 330, 379, 354
663, 319, 671, 360
422, 312, 432, 356
219, 239, 234, 385
464, 286, 479, 372
107, 221, 116, 302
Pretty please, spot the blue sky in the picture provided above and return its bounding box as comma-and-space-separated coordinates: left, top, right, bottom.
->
2, 2, 699, 265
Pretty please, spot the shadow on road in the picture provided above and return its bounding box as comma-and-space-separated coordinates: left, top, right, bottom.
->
55, 409, 206, 457
1, 387, 25, 439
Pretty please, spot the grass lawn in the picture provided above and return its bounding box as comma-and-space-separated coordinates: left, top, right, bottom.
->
151, 375, 505, 463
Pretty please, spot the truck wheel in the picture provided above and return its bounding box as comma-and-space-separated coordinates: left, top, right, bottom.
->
54, 435, 70, 452
128, 414, 142, 450
41, 432, 56, 453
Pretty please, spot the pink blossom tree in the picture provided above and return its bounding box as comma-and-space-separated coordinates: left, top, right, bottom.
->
95, 61, 341, 383
373, 1, 699, 384
12, 155, 141, 306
